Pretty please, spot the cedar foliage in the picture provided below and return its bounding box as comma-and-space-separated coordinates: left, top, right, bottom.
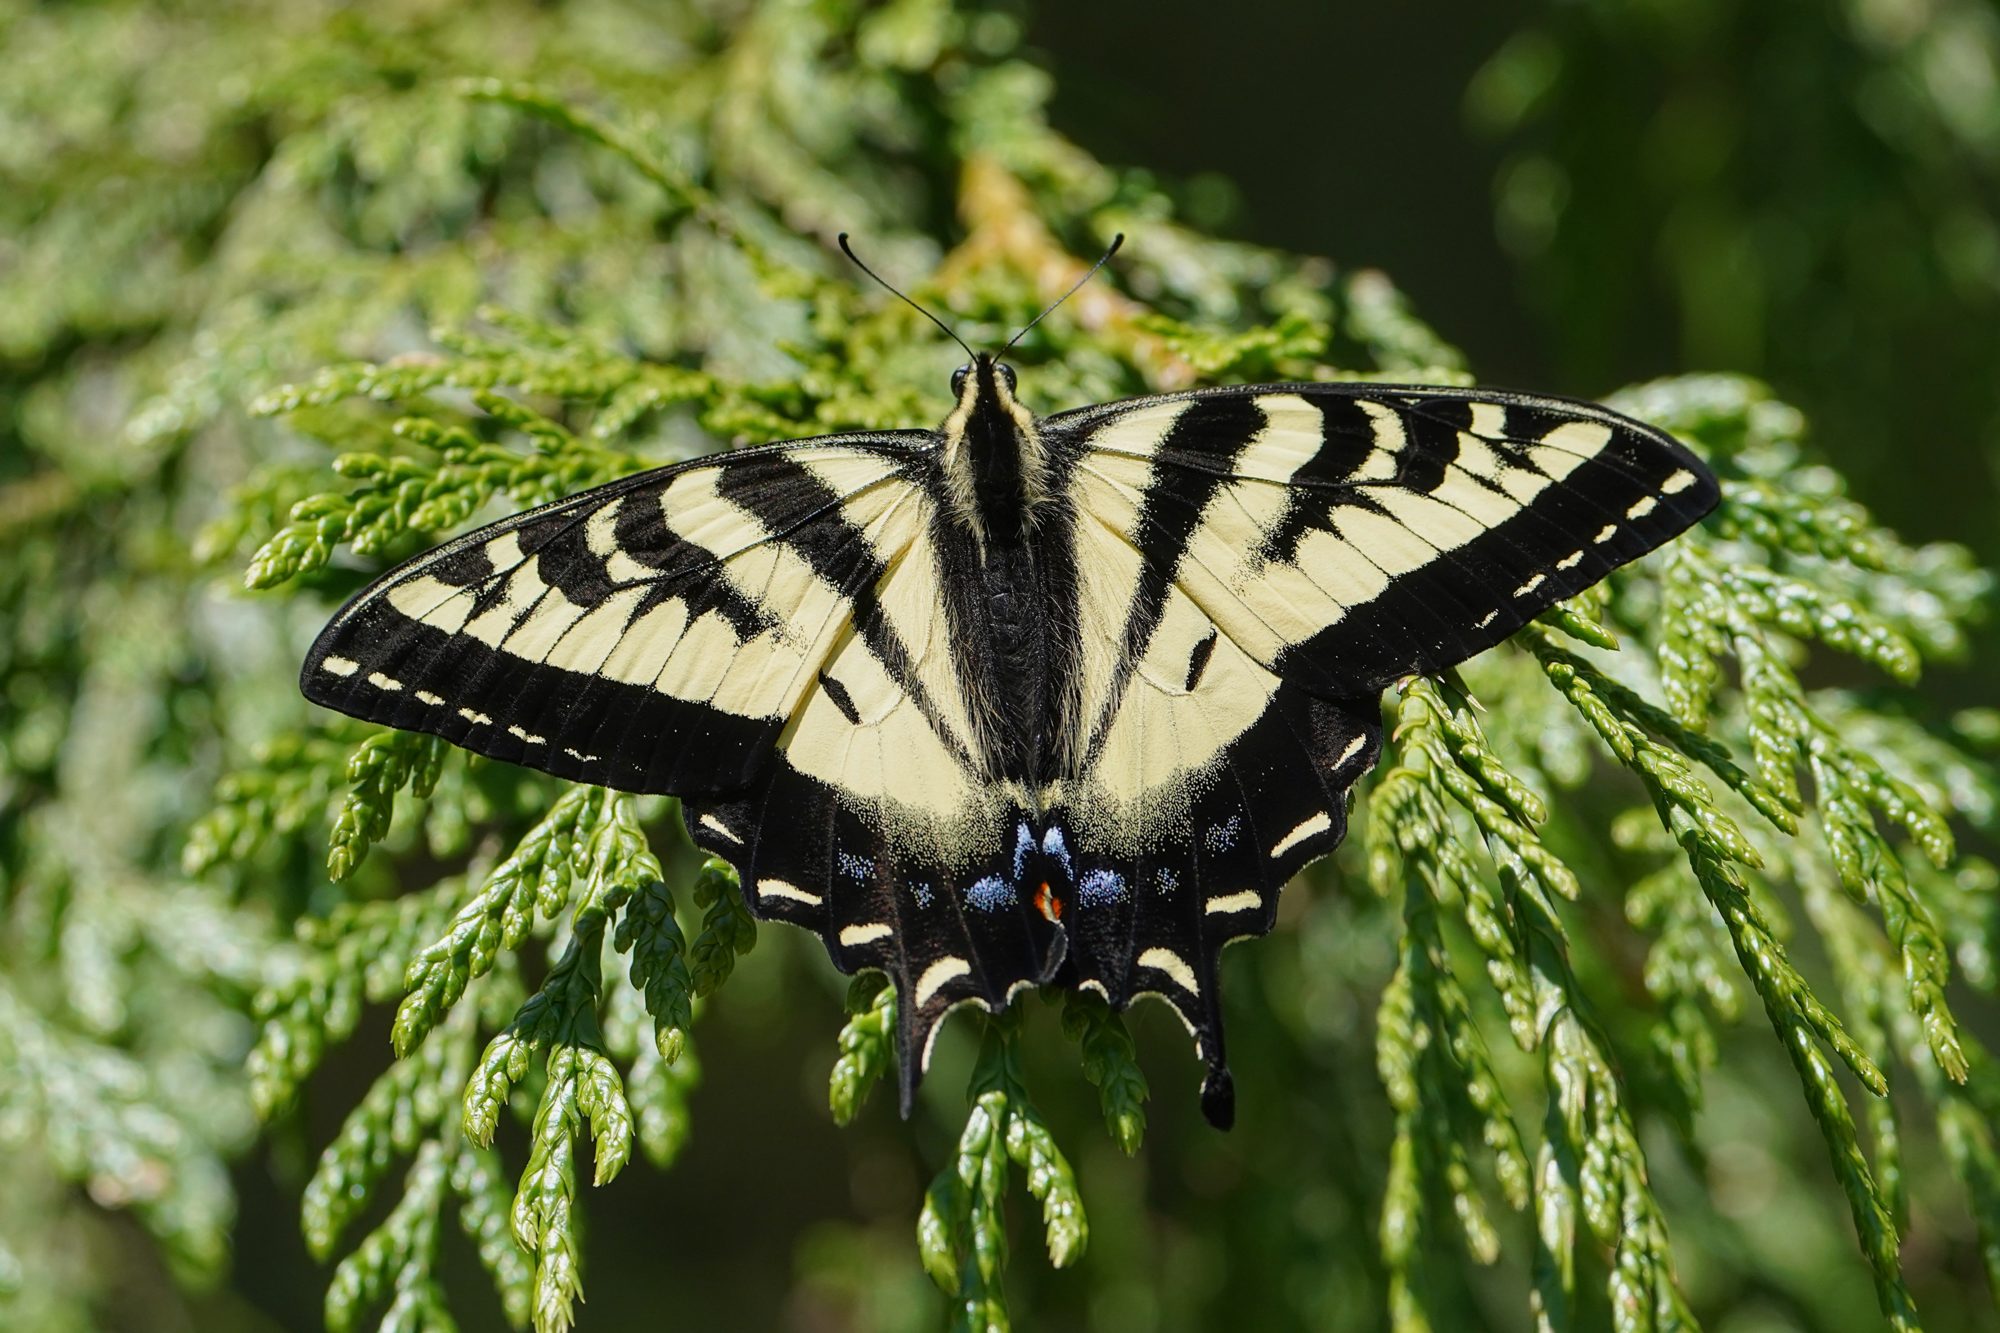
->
2, 2, 1997, 1331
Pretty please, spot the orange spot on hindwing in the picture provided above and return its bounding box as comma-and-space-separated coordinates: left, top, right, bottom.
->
1033, 881, 1063, 922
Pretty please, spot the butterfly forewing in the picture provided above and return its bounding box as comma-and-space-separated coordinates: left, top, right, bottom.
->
305, 436, 940, 792
1051, 384, 1718, 696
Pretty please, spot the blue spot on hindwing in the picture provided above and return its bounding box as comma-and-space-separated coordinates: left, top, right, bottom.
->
967, 876, 1015, 912
911, 881, 934, 908
1012, 822, 1034, 880
1154, 868, 1179, 895
1040, 825, 1074, 879
1205, 815, 1242, 853
1078, 869, 1127, 907
837, 851, 875, 881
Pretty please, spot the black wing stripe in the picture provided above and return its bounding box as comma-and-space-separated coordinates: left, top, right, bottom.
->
606, 477, 782, 632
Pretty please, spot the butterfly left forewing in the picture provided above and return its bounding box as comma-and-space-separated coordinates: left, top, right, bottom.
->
1054, 384, 1719, 696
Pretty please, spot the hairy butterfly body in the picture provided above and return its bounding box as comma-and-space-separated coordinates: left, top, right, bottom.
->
304, 345, 1718, 1126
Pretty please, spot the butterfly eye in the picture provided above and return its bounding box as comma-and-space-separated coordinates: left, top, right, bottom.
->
998, 364, 1018, 393
950, 364, 971, 396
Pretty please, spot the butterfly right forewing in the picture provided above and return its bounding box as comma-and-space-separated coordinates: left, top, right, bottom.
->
303, 436, 941, 793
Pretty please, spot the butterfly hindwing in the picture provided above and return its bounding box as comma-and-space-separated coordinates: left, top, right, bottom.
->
688, 770, 1063, 1114
1046, 674, 1381, 1127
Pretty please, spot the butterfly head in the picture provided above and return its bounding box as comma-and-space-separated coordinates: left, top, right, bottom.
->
834, 231, 1122, 539
950, 355, 1017, 402
943, 354, 1035, 448
947, 354, 1025, 434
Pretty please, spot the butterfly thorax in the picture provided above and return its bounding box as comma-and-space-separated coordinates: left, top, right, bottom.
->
938, 356, 1052, 545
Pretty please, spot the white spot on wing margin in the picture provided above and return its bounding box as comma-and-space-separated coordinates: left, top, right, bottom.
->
914, 956, 971, 1007
759, 879, 822, 908
1137, 947, 1200, 995
1269, 811, 1332, 858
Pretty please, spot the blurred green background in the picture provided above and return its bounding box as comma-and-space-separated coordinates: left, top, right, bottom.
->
2, 1, 1997, 1331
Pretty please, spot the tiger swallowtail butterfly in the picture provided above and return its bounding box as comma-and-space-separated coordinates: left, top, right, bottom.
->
302, 241, 1717, 1127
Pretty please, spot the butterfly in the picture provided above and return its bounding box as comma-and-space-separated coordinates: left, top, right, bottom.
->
302, 239, 1718, 1127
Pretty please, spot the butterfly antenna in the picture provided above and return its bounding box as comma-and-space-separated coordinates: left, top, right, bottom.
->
837, 233, 976, 362
1003, 233, 1125, 354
